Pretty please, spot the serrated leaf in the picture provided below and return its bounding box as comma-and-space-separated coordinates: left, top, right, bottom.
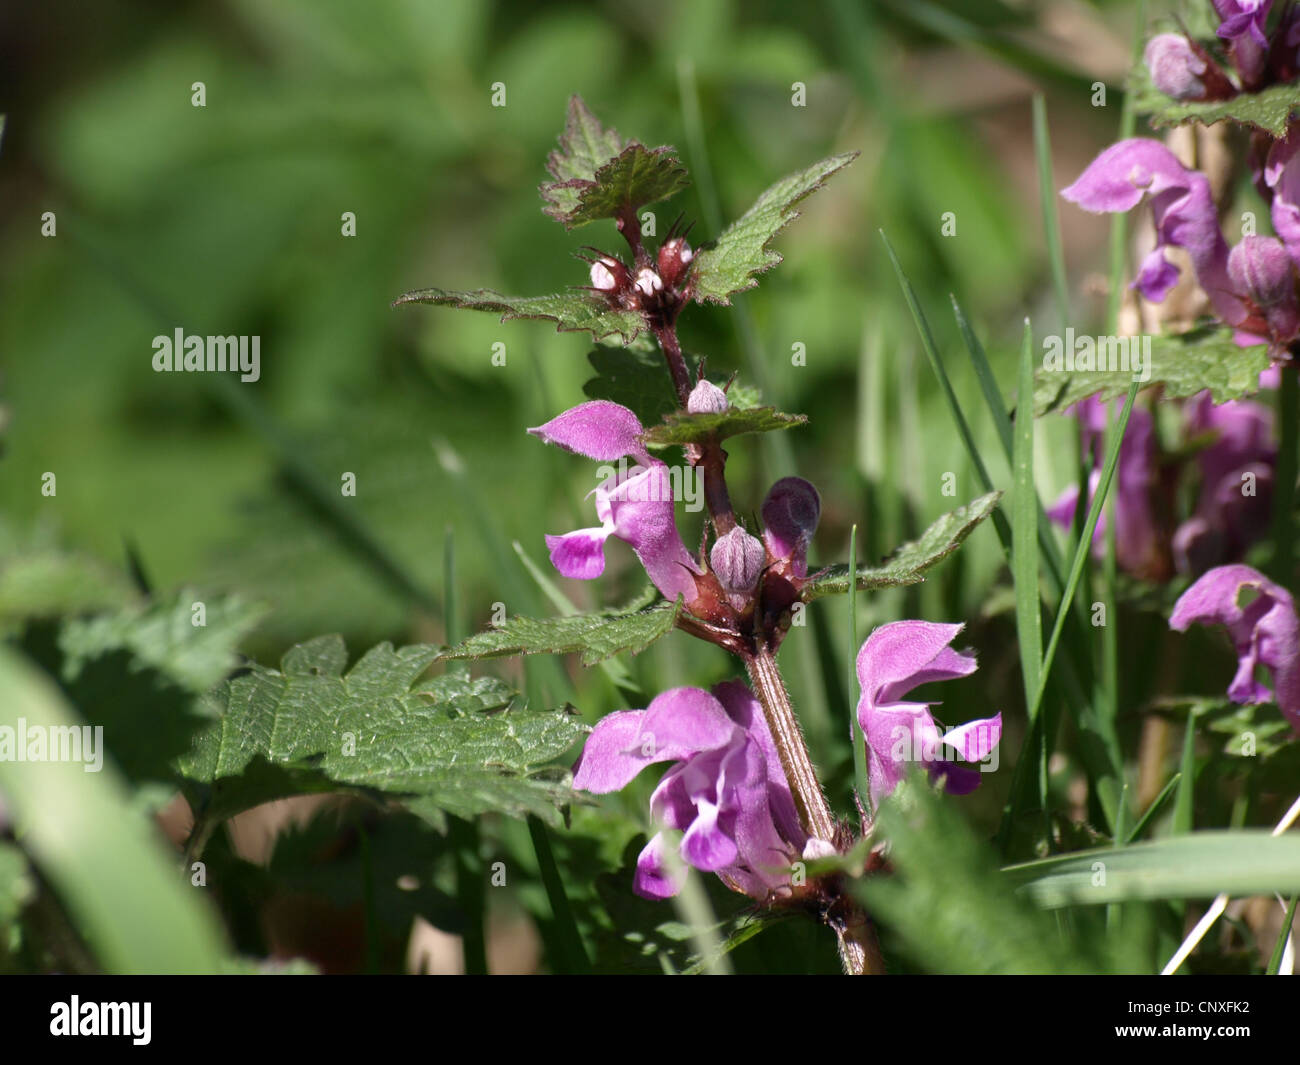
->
441, 595, 680, 667
540, 96, 689, 227
177, 637, 586, 827
1034, 327, 1271, 416
59, 589, 265, 694
1131, 62, 1300, 137
0, 541, 138, 629
641, 406, 806, 447
802, 491, 1002, 602
691, 152, 859, 305
393, 287, 645, 344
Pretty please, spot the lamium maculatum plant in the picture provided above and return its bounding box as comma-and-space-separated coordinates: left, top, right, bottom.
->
396, 96, 1003, 974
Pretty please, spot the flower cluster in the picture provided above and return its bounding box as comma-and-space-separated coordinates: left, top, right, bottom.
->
1046, 390, 1277, 580
532, 392, 1000, 902
1062, 137, 1300, 354
1146, 3, 1299, 99
529, 390, 822, 640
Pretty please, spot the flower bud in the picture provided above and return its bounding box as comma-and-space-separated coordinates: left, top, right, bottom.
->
761, 477, 821, 577
657, 236, 693, 289
634, 268, 664, 298
589, 255, 629, 294
1229, 235, 1300, 340
1144, 33, 1208, 100
687, 379, 729, 414
710, 526, 765, 597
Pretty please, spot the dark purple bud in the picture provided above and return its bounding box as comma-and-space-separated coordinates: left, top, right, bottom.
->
761, 477, 821, 577
687, 379, 729, 414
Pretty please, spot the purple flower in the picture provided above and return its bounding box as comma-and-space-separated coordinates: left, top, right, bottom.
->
1144, 33, 1211, 100
573, 682, 808, 900
1227, 235, 1300, 346
1062, 140, 1243, 324
1170, 564, 1300, 733
1173, 392, 1276, 574
1214, 0, 1273, 85
856, 621, 1000, 807
761, 476, 821, 579
1046, 397, 1167, 580
530, 401, 700, 603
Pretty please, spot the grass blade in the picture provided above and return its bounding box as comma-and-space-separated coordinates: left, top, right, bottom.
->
1032, 93, 1070, 328
1012, 319, 1043, 717
1267, 893, 1298, 975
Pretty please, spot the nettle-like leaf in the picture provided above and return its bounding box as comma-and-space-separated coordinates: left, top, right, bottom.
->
691, 152, 859, 305
59, 589, 266, 694
441, 594, 681, 667
802, 491, 1002, 601
178, 636, 586, 827
1034, 327, 1271, 416
540, 96, 689, 228
1131, 62, 1300, 137
29, 591, 265, 785
641, 406, 806, 448
392, 287, 644, 345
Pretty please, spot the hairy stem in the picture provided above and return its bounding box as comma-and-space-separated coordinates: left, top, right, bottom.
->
745, 642, 883, 975
744, 644, 836, 845
653, 321, 693, 407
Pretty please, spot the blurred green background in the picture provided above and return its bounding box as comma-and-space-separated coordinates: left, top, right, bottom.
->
0, 0, 1135, 657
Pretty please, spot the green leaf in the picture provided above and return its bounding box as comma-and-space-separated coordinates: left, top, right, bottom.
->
857, 778, 1103, 974
1034, 326, 1271, 416
441, 594, 680, 667
582, 344, 681, 426
539, 96, 689, 228
0, 536, 138, 630
691, 152, 859, 305
392, 287, 645, 345
178, 637, 586, 827
1131, 62, 1300, 138
45, 591, 266, 785
640, 406, 806, 447
801, 491, 1001, 601
0, 645, 228, 973
1004, 831, 1300, 908
59, 589, 265, 695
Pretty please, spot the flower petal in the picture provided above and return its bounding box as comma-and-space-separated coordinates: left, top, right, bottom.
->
572, 710, 653, 793
527, 400, 651, 466
544, 527, 611, 580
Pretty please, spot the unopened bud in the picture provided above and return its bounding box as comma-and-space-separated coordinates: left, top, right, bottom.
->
1144, 33, 1207, 100
710, 526, 765, 596
657, 236, 694, 289
687, 379, 729, 414
634, 268, 664, 298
